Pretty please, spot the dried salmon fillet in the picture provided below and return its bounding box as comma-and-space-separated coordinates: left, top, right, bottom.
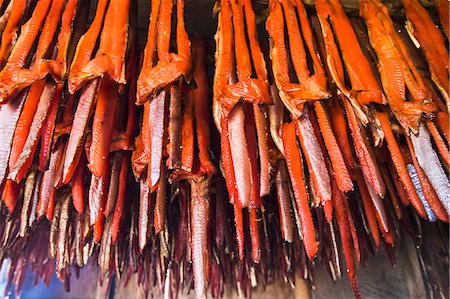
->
68, 0, 109, 89
282, 122, 318, 259
68, 0, 129, 92
360, 0, 436, 132
409, 125, 450, 215
314, 101, 353, 192
63, 79, 99, 183
89, 77, 119, 178
402, 0, 449, 105
343, 99, 385, 197
136, 0, 191, 104
376, 111, 426, 218
0, 0, 27, 67
266, 0, 329, 118
0, 0, 58, 103
315, 0, 385, 113
0, 91, 26, 186
296, 110, 331, 205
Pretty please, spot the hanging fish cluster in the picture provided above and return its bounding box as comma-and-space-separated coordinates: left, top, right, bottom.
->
0, 0, 448, 298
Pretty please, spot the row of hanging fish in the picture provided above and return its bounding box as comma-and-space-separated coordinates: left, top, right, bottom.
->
0, 0, 447, 298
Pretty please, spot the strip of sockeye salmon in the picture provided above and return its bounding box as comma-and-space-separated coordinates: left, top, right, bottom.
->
148, 89, 166, 190
266, 0, 329, 118
191, 38, 216, 176
376, 111, 426, 218
314, 101, 353, 192
402, 0, 449, 103
68, 0, 109, 89
408, 125, 450, 215
253, 105, 270, 197
181, 92, 195, 173
0, 0, 27, 66
68, 0, 129, 93
213, 0, 233, 111
156, 0, 172, 63
360, 0, 436, 132
71, 153, 86, 214
295, 110, 331, 205
39, 90, 60, 171
89, 77, 119, 178
315, 0, 385, 107
9, 82, 58, 182
343, 99, 385, 197
63, 79, 99, 183
328, 96, 356, 174
220, 116, 238, 204
228, 104, 252, 208
0, 91, 26, 186
229, 0, 270, 106
244, 104, 262, 208
281, 122, 318, 259
136, 0, 191, 104
9, 81, 46, 171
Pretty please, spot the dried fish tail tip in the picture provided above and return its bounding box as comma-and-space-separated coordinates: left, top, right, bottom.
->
233, 203, 245, 260
276, 161, 294, 243
331, 180, 360, 299
356, 171, 381, 248
1, 179, 20, 212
